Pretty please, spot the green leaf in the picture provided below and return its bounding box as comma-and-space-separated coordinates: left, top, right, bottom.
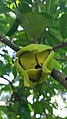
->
20, 0, 32, 4
0, 114, 2, 119
53, 59, 61, 70
45, 32, 60, 46
12, 66, 17, 78
15, 8, 52, 39
64, 38, 67, 42
26, 12, 51, 39
0, 1, 10, 14
34, 102, 43, 114
60, 13, 67, 39
62, 65, 67, 75
20, 103, 31, 119
0, 106, 8, 113
1, 85, 12, 92
0, 60, 7, 76
49, 28, 63, 42
18, 0, 32, 13
14, 31, 29, 46
45, 0, 59, 18
0, 11, 14, 35
42, 101, 53, 114
6, 18, 19, 36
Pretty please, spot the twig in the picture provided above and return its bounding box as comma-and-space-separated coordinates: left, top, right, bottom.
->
0, 76, 21, 105
0, 76, 14, 92
55, 57, 67, 62
53, 42, 67, 51
0, 53, 4, 57
14, 0, 18, 8
0, 34, 20, 52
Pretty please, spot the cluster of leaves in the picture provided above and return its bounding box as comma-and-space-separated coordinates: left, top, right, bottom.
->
0, 0, 67, 119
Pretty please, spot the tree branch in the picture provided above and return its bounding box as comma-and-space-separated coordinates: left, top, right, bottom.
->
53, 42, 67, 51
51, 69, 67, 89
0, 34, 20, 52
0, 34, 67, 52
0, 76, 14, 92
0, 34, 67, 89
55, 57, 67, 62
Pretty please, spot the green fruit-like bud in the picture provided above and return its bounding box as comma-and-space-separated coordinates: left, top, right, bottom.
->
14, 44, 54, 87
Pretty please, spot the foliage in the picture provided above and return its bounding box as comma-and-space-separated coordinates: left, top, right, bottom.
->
0, 0, 67, 119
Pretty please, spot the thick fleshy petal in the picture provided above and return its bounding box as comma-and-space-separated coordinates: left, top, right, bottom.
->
42, 50, 54, 73
26, 68, 42, 81
36, 51, 49, 66
14, 59, 37, 87
19, 52, 37, 69
16, 44, 52, 57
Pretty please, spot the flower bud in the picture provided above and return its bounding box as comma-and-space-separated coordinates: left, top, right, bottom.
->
15, 44, 54, 87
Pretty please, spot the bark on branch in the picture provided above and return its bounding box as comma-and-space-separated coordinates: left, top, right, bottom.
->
51, 69, 67, 89
53, 42, 67, 51
0, 34, 67, 89
0, 34, 20, 52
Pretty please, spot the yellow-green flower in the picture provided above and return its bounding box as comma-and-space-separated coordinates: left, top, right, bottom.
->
14, 44, 54, 87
